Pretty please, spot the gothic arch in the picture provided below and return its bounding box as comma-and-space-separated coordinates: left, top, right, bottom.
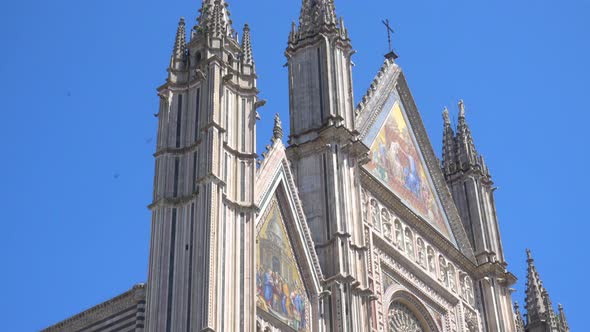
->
383, 286, 441, 332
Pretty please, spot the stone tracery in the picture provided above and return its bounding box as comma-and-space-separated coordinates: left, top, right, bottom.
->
388, 302, 424, 332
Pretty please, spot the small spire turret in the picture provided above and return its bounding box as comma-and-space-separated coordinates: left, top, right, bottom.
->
525, 249, 550, 325
168, 17, 188, 82
289, 21, 297, 43
298, 0, 337, 35
542, 289, 560, 329
290, 0, 348, 45
172, 18, 187, 61
442, 107, 456, 175
441, 99, 488, 178
458, 99, 466, 118
443, 106, 451, 125
241, 24, 254, 66
521, 250, 571, 332
194, 0, 236, 40
514, 302, 525, 332
455, 99, 481, 170
441, 98, 514, 331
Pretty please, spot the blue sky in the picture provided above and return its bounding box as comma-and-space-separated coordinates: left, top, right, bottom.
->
0, 0, 587, 330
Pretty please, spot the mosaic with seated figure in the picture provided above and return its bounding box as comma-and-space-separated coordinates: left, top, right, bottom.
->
364, 91, 454, 242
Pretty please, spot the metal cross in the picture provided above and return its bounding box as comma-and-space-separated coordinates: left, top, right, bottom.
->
382, 19, 395, 52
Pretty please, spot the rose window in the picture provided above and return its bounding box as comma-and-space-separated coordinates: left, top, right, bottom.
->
388, 302, 424, 332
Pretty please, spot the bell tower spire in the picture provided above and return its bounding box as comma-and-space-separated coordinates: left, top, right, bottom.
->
145, 1, 260, 331
286, 0, 371, 331
442, 100, 517, 331
287, 0, 354, 137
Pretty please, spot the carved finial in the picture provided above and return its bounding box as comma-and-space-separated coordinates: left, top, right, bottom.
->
458, 99, 466, 118
442, 106, 457, 176
526, 248, 533, 262
443, 107, 451, 125
290, 21, 297, 42
272, 113, 283, 141
196, 0, 234, 38
297, 0, 338, 39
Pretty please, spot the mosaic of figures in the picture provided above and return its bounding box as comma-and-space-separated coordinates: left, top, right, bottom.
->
256, 202, 309, 331
363, 91, 454, 241
361, 189, 475, 307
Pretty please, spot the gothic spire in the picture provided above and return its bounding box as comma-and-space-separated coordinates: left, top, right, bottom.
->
442, 107, 456, 175
454, 99, 489, 175
514, 302, 526, 332
525, 249, 550, 325
299, 0, 337, 33
458, 98, 466, 118
172, 18, 187, 60
291, 0, 348, 44
168, 17, 188, 81
544, 288, 560, 328
195, 0, 236, 39
443, 106, 451, 125
455, 100, 478, 166
241, 24, 254, 65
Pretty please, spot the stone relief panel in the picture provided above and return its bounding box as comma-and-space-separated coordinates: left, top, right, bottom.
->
362, 189, 481, 331
362, 190, 476, 299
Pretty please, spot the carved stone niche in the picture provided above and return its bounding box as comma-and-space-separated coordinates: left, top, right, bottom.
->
464, 309, 478, 332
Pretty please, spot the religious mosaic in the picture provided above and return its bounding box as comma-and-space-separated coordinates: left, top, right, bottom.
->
364, 91, 454, 241
256, 201, 309, 331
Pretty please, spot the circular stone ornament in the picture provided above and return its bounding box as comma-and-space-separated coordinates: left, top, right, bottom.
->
388, 302, 424, 332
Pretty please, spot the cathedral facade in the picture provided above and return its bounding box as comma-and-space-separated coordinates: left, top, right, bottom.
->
43, 1, 570, 331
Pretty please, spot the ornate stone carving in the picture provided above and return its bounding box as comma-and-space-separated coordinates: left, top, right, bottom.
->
388, 302, 424, 332
464, 309, 478, 332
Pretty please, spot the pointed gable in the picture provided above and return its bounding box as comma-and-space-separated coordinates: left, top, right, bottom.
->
255, 137, 323, 331
363, 89, 454, 242
356, 58, 475, 258
256, 198, 310, 331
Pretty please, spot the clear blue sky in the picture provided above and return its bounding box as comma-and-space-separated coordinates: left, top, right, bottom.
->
0, 0, 587, 330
